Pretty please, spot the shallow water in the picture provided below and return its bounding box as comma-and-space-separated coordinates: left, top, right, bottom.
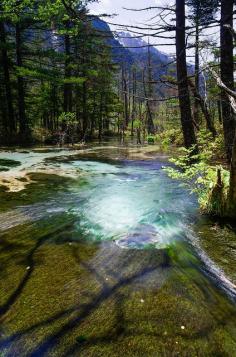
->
0, 144, 236, 356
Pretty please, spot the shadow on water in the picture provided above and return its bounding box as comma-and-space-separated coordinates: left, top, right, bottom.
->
0, 221, 74, 319
29, 251, 164, 356
0, 234, 170, 355
1, 234, 236, 356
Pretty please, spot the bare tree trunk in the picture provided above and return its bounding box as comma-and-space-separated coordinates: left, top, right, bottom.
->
212, 70, 236, 218
220, 0, 235, 161
16, 23, 29, 140
98, 93, 103, 141
147, 43, 155, 134
82, 81, 88, 135
63, 22, 72, 113
122, 66, 129, 129
217, 99, 222, 124
131, 68, 137, 136
228, 129, 236, 217
188, 80, 217, 137
176, 0, 197, 150
0, 20, 15, 134
193, 3, 200, 125
90, 93, 96, 137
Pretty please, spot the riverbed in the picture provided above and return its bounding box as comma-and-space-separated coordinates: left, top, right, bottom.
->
0, 143, 236, 356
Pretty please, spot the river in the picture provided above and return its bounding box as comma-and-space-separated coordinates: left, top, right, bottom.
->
0, 143, 236, 356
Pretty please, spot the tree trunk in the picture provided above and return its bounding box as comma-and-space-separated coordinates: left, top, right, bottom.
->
228, 128, 236, 218
147, 43, 155, 134
217, 99, 222, 124
98, 93, 103, 141
0, 20, 15, 134
122, 66, 129, 129
90, 93, 96, 137
193, 7, 200, 125
131, 68, 137, 136
63, 23, 72, 113
220, 0, 235, 161
16, 23, 29, 140
176, 0, 197, 150
82, 81, 88, 136
188, 80, 217, 137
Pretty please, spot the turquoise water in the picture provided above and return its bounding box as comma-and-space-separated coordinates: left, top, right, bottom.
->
68, 159, 196, 247
0, 146, 236, 356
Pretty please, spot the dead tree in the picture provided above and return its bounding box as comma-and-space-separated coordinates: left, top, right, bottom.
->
188, 79, 217, 137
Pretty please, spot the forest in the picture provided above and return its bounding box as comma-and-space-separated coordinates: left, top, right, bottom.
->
0, 0, 235, 219
0, 1, 236, 356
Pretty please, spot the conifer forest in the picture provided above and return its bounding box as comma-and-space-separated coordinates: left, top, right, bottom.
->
0, 1, 236, 356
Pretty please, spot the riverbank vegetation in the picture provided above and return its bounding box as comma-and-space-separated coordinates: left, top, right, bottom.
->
0, 0, 235, 219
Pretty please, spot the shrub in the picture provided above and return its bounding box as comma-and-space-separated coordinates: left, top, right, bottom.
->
164, 139, 229, 217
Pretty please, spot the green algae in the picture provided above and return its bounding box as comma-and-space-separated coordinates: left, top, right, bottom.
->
0, 148, 236, 356
194, 218, 236, 285
0, 172, 87, 213
0, 158, 21, 173
0, 228, 235, 356
0, 159, 21, 168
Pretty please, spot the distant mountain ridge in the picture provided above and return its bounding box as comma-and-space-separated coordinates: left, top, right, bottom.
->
92, 18, 178, 97
117, 31, 173, 63
92, 19, 204, 98
92, 18, 134, 65
93, 18, 175, 71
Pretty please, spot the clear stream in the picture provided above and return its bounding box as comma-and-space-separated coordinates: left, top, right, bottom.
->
0, 144, 236, 356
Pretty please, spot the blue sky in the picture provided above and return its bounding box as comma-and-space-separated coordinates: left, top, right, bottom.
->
89, 0, 177, 55
89, 0, 220, 60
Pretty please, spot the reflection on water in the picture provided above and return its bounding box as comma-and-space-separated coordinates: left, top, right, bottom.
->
0, 145, 236, 356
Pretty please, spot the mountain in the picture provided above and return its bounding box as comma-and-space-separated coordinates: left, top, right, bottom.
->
92, 18, 134, 65
117, 31, 196, 80
117, 31, 173, 66
92, 19, 179, 97
93, 19, 205, 99
93, 18, 175, 75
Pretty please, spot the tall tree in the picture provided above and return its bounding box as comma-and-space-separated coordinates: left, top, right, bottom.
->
176, 0, 197, 149
187, 0, 218, 127
146, 43, 155, 134
63, 20, 72, 113
131, 67, 137, 136
122, 65, 129, 130
220, 0, 235, 161
15, 22, 29, 139
0, 19, 15, 135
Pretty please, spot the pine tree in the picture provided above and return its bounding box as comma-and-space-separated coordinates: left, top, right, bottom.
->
176, 0, 198, 150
